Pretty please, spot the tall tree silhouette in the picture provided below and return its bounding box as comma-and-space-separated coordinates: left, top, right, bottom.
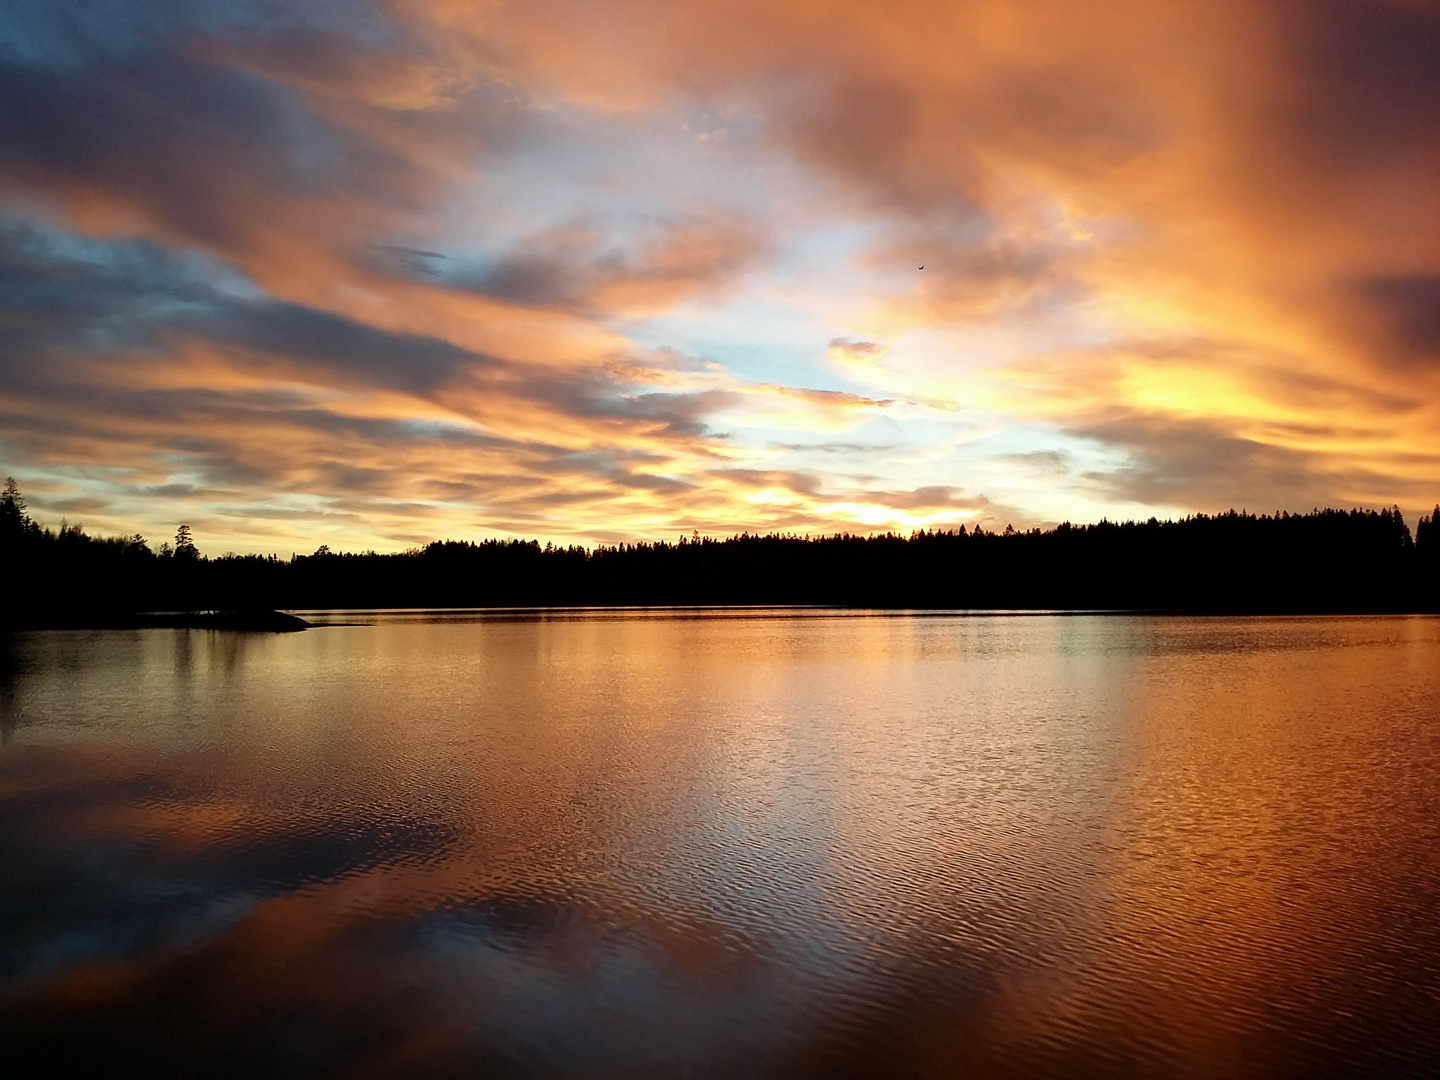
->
174, 525, 199, 561
2, 477, 26, 528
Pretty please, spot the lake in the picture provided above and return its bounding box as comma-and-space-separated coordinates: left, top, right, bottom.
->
2, 612, 1439, 1078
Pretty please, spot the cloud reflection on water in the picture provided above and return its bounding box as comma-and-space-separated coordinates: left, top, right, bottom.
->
1, 615, 1439, 1076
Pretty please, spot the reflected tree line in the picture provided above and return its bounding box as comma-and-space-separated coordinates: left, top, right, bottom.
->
3, 479, 1438, 626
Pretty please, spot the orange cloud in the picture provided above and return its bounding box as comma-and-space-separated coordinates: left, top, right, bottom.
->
1, 0, 1437, 548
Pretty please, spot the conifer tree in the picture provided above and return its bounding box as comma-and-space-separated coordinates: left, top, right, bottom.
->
174, 524, 199, 561
2, 477, 28, 528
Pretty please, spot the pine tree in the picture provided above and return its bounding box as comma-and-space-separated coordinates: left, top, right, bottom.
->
174, 524, 199, 561
1, 477, 35, 540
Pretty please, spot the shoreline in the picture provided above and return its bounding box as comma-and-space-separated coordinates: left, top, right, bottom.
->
5, 606, 1437, 631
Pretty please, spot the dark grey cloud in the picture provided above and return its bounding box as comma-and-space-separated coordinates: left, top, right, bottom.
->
0, 50, 334, 245
1275, 0, 1440, 168
0, 0, 386, 71
1072, 414, 1436, 512
0, 216, 237, 364
0, 0, 531, 282
1356, 275, 1440, 366
707, 470, 987, 514
775, 441, 900, 454
46, 496, 111, 514
442, 215, 767, 316
1000, 450, 1071, 476
199, 302, 492, 393
874, 485, 987, 511
709, 468, 823, 496
0, 216, 485, 395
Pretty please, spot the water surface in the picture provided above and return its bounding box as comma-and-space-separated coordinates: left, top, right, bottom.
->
2, 612, 1439, 1077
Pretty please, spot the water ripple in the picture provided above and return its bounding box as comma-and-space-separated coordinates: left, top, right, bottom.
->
1, 614, 1439, 1077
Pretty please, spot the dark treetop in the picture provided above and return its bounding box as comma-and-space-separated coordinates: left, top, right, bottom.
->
2, 480, 1438, 626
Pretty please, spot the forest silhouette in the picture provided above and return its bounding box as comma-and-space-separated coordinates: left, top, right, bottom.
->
3, 479, 1438, 627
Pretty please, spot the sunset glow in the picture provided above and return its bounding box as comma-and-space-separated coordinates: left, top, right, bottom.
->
2, 0, 1437, 551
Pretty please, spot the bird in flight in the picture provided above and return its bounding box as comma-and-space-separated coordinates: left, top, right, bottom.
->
918, 265, 924, 270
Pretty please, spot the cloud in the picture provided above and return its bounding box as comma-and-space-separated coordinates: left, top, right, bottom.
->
438, 1, 1440, 370
1001, 450, 1071, 477
458, 214, 768, 317
1355, 275, 1440, 367
1, 0, 1438, 547
0, 213, 750, 546
0, 211, 912, 548
701, 469, 991, 532
1071, 413, 1440, 512
827, 338, 889, 374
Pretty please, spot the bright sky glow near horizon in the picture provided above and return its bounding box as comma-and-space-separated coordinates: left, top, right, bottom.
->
1, 0, 1438, 553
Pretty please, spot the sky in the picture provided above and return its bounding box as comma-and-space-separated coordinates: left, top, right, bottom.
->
0, 0, 1437, 554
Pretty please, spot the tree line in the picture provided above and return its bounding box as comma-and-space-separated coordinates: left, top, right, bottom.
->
3, 478, 1438, 626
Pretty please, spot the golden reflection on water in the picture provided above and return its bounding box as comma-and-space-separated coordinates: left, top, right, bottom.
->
1, 614, 1439, 1077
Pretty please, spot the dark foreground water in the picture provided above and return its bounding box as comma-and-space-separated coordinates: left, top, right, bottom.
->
2, 612, 1439, 1079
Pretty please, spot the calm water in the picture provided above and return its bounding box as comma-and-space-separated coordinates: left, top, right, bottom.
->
2, 612, 1439, 1078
